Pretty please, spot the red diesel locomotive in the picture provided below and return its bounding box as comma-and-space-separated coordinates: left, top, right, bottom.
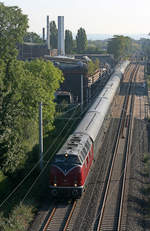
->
50, 134, 93, 198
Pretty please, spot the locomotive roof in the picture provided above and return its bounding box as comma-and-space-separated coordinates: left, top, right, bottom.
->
56, 133, 91, 158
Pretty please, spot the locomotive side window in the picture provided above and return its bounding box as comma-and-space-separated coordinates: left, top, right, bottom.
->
79, 154, 84, 163
81, 149, 86, 158
85, 143, 89, 152
83, 147, 87, 156
80, 151, 85, 160
85, 140, 90, 150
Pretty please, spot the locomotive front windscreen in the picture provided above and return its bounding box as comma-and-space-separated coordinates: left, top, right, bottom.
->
53, 155, 81, 165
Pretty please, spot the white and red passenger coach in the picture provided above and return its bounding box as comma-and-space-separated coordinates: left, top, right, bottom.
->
49, 61, 130, 198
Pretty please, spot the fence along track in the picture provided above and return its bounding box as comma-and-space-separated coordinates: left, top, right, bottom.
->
96, 64, 140, 231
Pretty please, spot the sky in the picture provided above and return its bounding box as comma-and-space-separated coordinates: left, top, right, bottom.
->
2, 0, 150, 37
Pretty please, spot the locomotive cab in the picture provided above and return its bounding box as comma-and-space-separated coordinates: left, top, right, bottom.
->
49, 133, 93, 198
50, 154, 83, 198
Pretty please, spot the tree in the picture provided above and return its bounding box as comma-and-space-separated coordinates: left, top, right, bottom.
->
23, 32, 43, 43
76, 28, 87, 53
95, 58, 100, 69
140, 39, 150, 57
0, 3, 29, 175
65, 30, 73, 54
0, 3, 64, 175
107, 35, 132, 62
0, 3, 28, 60
50, 21, 58, 49
0, 58, 63, 175
87, 59, 100, 75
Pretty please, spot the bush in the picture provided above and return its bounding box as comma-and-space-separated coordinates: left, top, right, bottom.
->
0, 203, 35, 231
0, 171, 12, 200
143, 153, 150, 163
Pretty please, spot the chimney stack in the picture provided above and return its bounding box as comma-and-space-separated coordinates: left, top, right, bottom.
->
42, 27, 45, 41
47, 15, 50, 50
58, 16, 65, 56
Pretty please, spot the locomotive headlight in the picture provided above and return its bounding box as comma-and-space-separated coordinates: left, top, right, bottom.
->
54, 183, 57, 187
74, 183, 77, 187
65, 153, 68, 158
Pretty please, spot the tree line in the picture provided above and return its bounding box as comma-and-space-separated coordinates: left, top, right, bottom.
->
0, 6, 138, 178
24, 22, 91, 54
0, 2, 63, 178
24, 23, 138, 62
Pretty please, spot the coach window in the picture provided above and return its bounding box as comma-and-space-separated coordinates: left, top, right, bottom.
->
79, 154, 84, 163
81, 151, 85, 160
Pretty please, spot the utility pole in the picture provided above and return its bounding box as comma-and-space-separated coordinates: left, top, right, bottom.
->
39, 102, 43, 170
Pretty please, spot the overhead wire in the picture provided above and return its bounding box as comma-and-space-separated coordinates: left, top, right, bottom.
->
21, 90, 110, 202
0, 72, 111, 208
0, 103, 80, 208
21, 103, 81, 202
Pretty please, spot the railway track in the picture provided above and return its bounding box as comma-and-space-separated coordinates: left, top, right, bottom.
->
95, 64, 140, 231
42, 200, 76, 231
31, 63, 146, 231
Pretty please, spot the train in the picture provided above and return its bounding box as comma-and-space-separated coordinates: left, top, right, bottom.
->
49, 60, 130, 198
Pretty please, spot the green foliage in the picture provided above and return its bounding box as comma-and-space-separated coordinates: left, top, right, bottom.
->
143, 153, 150, 163
23, 32, 43, 43
95, 58, 100, 69
76, 27, 87, 53
0, 2, 64, 229
0, 2, 28, 60
65, 30, 73, 54
143, 153, 150, 177
0, 58, 63, 175
0, 203, 35, 231
107, 35, 132, 61
85, 40, 107, 54
50, 21, 58, 49
87, 59, 100, 75
140, 39, 150, 57
0, 171, 11, 196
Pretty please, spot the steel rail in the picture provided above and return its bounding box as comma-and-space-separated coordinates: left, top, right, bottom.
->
43, 207, 56, 231
63, 200, 77, 231
117, 65, 140, 230
42, 200, 76, 231
96, 64, 139, 231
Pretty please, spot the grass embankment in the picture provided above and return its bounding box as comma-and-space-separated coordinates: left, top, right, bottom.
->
0, 104, 82, 231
